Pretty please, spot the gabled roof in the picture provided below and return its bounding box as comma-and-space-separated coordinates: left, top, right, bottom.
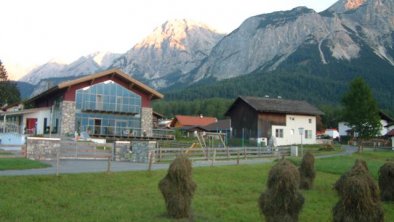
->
202, 119, 231, 131
170, 115, 217, 127
226, 96, 324, 116
379, 111, 394, 122
25, 69, 163, 103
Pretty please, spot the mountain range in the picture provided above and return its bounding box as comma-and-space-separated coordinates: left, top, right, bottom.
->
16, 0, 394, 113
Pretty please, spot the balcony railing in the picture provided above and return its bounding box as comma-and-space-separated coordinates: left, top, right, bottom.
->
79, 125, 174, 139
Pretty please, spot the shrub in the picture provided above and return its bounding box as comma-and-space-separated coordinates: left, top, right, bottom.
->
299, 152, 316, 189
259, 160, 304, 222
333, 159, 383, 222
158, 155, 196, 219
318, 144, 335, 151
378, 161, 394, 201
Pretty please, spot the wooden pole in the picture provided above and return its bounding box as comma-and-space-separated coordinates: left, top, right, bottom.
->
56, 147, 60, 176
107, 156, 111, 173
237, 150, 240, 165
148, 151, 154, 171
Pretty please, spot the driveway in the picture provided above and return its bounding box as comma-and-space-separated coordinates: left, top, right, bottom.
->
0, 145, 357, 176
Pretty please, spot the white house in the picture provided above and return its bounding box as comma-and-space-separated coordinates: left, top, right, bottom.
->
225, 96, 324, 146
324, 128, 340, 139
338, 111, 394, 137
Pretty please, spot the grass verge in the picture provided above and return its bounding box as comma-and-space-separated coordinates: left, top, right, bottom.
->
0, 158, 50, 171
0, 151, 393, 221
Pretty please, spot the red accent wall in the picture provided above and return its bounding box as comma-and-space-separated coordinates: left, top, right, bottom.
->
36, 75, 151, 107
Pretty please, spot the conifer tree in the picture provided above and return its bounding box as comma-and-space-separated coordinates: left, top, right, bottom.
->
0, 60, 21, 107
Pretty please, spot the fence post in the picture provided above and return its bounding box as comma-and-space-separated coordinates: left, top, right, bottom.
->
158, 146, 162, 162
56, 146, 60, 176
226, 146, 230, 160
211, 147, 216, 167
107, 156, 111, 173
237, 150, 240, 165
243, 146, 247, 160
148, 151, 154, 171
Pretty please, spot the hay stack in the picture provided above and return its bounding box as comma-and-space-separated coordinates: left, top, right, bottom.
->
333, 174, 384, 222
158, 155, 196, 219
379, 161, 394, 201
333, 159, 383, 222
299, 151, 316, 189
334, 159, 369, 195
259, 160, 304, 222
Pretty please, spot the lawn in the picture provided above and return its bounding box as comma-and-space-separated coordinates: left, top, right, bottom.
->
0, 158, 50, 171
0, 151, 393, 221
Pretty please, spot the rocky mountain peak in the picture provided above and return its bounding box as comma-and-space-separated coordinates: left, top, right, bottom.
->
112, 19, 224, 88
345, 0, 367, 10
134, 19, 220, 50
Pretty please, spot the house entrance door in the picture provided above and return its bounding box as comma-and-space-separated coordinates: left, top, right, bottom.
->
26, 118, 37, 134
94, 119, 102, 135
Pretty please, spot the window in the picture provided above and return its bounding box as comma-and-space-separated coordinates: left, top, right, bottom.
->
305, 130, 312, 139
289, 117, 295, 121
275, 129, 284, 138
308, 118, 312, 124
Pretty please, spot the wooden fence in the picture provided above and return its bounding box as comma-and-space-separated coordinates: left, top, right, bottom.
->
60, 141, 112, 160
155, 146, 291, 162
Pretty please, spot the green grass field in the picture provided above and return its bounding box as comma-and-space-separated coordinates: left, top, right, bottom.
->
0, 151, 393, 221
0, 158, 50, 171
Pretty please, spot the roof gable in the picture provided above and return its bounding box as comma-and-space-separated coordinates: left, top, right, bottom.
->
25, 69, 163, 104
226, 96, 324, 116
171, 115, 217, 127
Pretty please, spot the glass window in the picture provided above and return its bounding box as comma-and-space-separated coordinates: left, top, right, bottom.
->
305, 130, 312, 139
275, 129, 284, 138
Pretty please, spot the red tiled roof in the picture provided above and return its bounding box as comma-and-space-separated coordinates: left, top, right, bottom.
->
171, 115, 217, 127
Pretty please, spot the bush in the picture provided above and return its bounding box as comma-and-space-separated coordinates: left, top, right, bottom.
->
158, 155, 196, 219
299, 152, 316, 189
378, 161, 394, 201
333, 159, 383, 222
318, 144, 335, 151
259, 160, 304, 222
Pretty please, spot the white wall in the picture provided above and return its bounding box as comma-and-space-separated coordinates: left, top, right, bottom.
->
338, 122, 351, 136
23, 109, 51, 135
339, 120, 388, 137
271, 115, 317, 146
380, 119, 388, 136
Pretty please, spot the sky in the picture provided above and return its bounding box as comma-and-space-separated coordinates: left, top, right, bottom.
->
1, 0, 338, 80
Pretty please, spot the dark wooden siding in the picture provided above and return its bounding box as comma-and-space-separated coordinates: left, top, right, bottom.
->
258, 113, 286, 138
227, 99, 258, 139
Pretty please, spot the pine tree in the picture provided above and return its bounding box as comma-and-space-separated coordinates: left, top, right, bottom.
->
342, 77, 381, 152
0, 60, 21, 107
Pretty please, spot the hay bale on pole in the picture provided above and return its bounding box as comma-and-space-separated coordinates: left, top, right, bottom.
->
299, 151, 316, 190
158, 155, 196, 219
379, 161, 394, 201
333, 174, 384, 222
259, 160, 304, 222
333, 159, 383, 222
334, 159, 369, 195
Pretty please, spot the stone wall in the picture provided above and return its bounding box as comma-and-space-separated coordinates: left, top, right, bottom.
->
132, 140, 157, 163
26, 137, 60, 160
60, 101, 76, 135
141, 107, 153, 137
113, 141, 132, 161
